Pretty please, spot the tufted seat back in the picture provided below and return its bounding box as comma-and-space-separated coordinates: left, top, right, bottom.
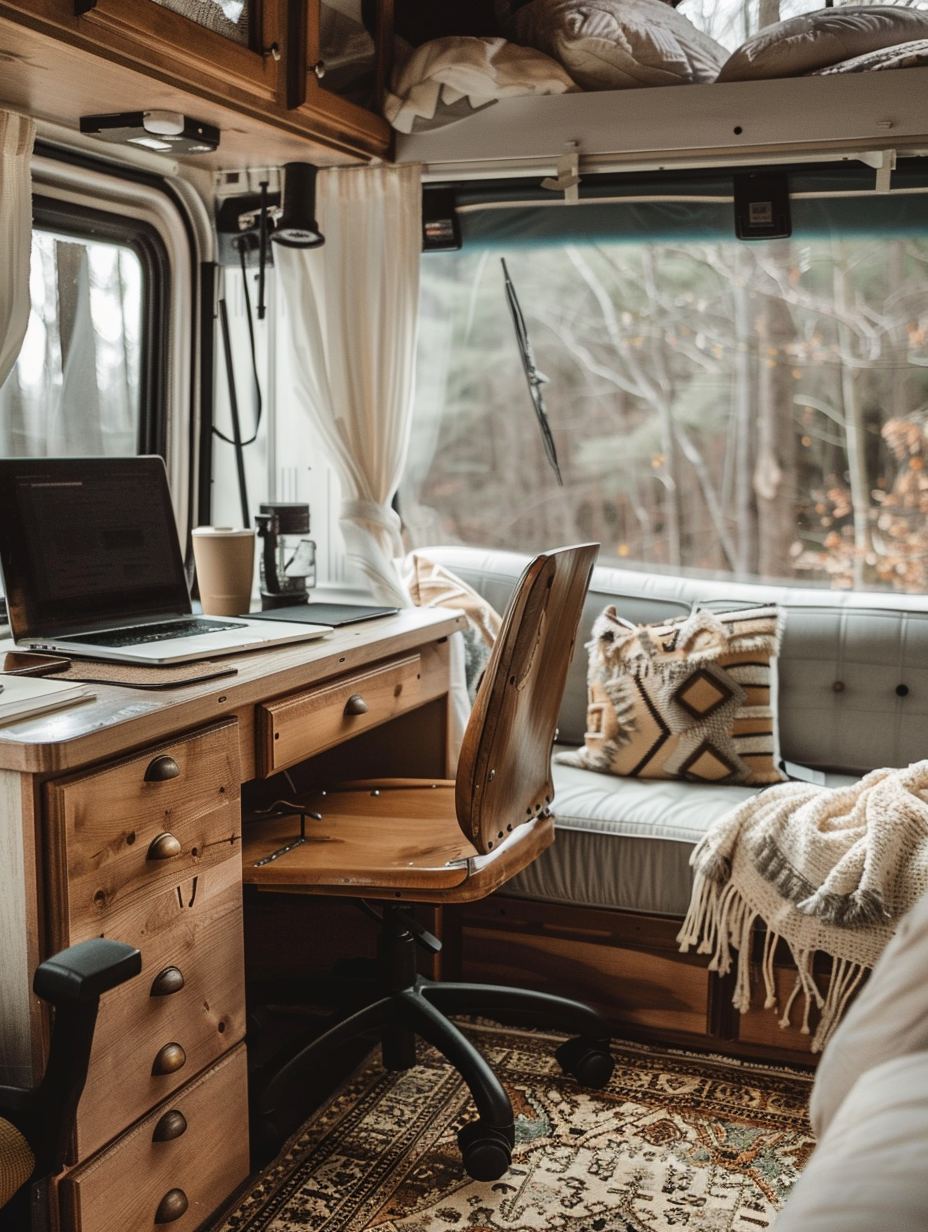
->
421, 546, 928, 777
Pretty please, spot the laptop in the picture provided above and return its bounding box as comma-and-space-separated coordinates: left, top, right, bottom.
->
0, 456, 333, 665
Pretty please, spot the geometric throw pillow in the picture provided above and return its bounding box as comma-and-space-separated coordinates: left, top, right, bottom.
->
557, 603, 784, 785
716, 5, 928, 82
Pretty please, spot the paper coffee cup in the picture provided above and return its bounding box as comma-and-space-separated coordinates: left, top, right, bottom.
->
191, 527, 255, 617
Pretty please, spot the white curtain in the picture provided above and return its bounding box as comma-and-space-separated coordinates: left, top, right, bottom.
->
276, 162, 422, 607
0, 111, 35, 388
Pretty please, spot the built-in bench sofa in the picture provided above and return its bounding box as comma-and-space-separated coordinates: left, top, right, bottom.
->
424, 544, 928, 1061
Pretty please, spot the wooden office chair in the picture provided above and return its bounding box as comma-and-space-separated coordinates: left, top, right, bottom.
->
243, 543, 612, 1180
0, 938, 141, 1230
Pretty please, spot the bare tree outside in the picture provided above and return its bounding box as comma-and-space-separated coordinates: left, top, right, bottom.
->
401, 235, 928, 593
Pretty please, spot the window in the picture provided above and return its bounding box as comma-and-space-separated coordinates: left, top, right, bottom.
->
0, 225, 143, 458
400, 165, 928, 593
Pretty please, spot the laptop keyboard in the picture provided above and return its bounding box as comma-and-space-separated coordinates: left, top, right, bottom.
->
64, 618, 247, 648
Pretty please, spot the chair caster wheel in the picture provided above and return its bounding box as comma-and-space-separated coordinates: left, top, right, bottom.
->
457, 1119, 514, 1181
555, 1036, 614, 1089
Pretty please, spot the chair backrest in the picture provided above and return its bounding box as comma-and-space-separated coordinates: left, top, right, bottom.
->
455, 543, 598, 856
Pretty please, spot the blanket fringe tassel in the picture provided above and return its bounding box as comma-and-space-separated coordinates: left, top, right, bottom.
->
677, 872, 868, 1052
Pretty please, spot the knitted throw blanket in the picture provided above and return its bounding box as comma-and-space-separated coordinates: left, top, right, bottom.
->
677, 761, 928, 1051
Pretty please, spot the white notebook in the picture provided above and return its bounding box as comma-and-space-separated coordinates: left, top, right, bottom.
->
0, 673, 94, 726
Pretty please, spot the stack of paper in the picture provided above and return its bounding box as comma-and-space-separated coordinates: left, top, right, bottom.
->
0, 674, 94, 726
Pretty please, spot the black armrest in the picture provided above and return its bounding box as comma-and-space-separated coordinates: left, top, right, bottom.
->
33, 939, 141, 1005
0, 939, 143, 1181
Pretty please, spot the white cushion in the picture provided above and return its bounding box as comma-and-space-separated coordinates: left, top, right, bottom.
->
810, 888, 928, 1137
776, 1051, 928, 1232
717, 5, 928, 83
509, 0, 726, 90
384, 35, 579, 134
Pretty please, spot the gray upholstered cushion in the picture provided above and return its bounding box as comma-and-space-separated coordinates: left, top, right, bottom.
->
505, 754, 855, 916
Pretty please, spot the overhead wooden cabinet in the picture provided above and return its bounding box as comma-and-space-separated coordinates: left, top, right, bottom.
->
0, 0, 392, 162
286, 0, 392, 158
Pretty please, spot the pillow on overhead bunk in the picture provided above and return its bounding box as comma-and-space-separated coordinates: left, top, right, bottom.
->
717, 5, 928, 82
507, 0, 727, 90
556, 603, 784, 785
384, 35, 579, 133
811, 37, 928, 75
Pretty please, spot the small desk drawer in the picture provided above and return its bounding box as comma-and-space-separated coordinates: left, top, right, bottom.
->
70, 857, 245, 1161
60, 1044, 249, 1232
256, 653, 424, 775
45, 721, 241, 942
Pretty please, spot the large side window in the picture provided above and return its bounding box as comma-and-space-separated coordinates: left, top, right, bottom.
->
0, 201, 168, 459
400, 164, 928, 594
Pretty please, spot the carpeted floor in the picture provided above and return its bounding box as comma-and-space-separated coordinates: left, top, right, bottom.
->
212, 1022, 816, 1232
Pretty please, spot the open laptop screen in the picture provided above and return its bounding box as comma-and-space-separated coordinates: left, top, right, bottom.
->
0, 456, 191, 640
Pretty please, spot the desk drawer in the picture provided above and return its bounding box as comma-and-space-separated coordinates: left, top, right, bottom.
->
45, 721, 241, 943
60, 1044, 249, 1232
70, 856, 245, 1161
256, 652, 424, 775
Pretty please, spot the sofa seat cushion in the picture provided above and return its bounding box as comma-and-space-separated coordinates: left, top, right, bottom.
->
503, 754, 858, 917
507, 754, 761, 915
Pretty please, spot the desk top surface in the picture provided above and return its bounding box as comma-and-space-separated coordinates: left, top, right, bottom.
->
0, 607, 465, 775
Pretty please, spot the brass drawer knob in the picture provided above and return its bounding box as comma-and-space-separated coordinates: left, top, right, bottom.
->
152, 1043, 186, 1075
344, 693, 369, 716
152, 1110, 188, 1142
148, 832, 182, 861
150, 966, 185, 997
145, 755, 180, 782
155, 1188, 188, 1223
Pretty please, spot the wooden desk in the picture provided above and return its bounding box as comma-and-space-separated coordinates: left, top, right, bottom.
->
0, 608, 463, 1232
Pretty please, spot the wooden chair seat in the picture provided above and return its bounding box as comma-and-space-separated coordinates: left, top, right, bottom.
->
243, 780, 554, 901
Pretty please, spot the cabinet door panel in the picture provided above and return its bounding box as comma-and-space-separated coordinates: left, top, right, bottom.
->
74, 0, 284, 103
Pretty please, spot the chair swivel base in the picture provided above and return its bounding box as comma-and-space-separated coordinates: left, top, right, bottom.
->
256, 914, 614, 1181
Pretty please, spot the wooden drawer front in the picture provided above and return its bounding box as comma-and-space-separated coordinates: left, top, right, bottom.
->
72, 857, 245, 1161
61, 1044, 249, 1232
257, 653, 424, 775
45, 722, 240, 943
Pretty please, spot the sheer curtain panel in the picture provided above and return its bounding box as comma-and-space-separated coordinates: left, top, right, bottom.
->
0, 111, 34, 387
276, 162, 422, 607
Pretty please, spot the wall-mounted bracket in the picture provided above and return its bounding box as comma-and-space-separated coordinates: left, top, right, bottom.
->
541, 143, 580, 203
858, 148, 897, 194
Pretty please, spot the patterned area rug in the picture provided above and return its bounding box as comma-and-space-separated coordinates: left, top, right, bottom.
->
213, 1023, 815, 1232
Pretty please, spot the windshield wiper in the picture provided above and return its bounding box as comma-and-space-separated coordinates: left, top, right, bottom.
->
501, 258, 564, 486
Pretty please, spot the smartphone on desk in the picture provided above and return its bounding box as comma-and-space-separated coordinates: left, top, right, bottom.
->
2, 651, 70, 677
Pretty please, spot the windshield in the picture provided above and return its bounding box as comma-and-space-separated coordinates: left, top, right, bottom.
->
401, 227, 928, 593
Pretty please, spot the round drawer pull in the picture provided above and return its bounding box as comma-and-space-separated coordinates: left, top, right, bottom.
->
152, 1043, 187, 1076
152, 1110, 188, 1142
344, 693, 369, 716
145, 755, 180, 782
150, 966, 185, 997
148, 832, 182, 862
155, 1188, 189, 1223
